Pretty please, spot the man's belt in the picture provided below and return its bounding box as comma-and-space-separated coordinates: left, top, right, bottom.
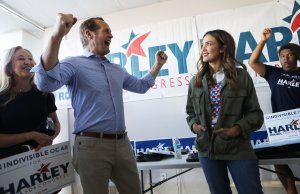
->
77, 131, 127, 139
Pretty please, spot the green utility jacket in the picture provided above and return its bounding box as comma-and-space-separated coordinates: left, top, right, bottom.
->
186, 68, 263, 160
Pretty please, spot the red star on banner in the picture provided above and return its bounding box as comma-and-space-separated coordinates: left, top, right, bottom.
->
126, 32, 151, 57
38, 163, 51, 173
283, 1, 300, 32
291, 13, 300, 32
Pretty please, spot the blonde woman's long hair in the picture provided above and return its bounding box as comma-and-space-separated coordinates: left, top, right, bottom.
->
0, 46, 36, 105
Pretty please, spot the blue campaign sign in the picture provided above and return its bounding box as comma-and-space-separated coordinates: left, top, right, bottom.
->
178, 137, 196, 151
135, 138, 172, 153
251, 130, 269, 147
133, 131, 268, 154
134, 137, 197, 154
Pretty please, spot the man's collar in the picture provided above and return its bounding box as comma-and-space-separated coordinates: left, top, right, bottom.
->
82, 50, 94, 57
82, 50, 108, 61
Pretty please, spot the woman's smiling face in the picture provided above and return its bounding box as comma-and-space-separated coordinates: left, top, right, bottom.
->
11, 49, 35, 79
201, 34, 222, 64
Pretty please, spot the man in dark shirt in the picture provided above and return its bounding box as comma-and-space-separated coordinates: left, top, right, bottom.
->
249, 28, 300, 194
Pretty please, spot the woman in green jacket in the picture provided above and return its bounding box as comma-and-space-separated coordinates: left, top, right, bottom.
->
186, 29, 264, 194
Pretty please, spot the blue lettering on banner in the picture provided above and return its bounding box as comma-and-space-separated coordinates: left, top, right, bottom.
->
267, 124, 300, 136
58, 90, 71, 101
236, 26, 293, 62
107, 41, 193, 78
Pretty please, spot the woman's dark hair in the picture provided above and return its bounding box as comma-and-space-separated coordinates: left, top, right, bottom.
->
195, 29, 246, 89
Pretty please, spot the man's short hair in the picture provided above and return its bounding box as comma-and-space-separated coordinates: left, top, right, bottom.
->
279, 43, 300, 61
79, 17, 104, 47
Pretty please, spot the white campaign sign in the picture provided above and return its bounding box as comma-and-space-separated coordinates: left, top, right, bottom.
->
0, 141, 74, 194
264, 108, 300, 142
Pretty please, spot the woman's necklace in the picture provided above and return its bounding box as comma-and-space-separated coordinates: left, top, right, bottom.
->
14, 85, 32, 92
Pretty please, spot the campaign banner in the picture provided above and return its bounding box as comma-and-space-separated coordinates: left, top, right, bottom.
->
0, 141, 74, 194
54, 0, 300, 109
264, 108, 300, 142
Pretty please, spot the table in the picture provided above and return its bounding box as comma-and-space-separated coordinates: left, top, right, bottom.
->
137, 154, 197, 194
260, 158, 300, 165
137, 154, 300, 193
137, 154, 199, 170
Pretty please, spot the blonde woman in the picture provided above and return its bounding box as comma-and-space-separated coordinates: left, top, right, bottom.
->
0, 46, 60, 159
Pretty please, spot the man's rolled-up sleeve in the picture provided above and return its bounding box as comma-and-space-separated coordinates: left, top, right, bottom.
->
31, 58, 65, 92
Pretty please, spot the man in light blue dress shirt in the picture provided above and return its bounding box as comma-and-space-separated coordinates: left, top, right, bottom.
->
31, 13, 168, 194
